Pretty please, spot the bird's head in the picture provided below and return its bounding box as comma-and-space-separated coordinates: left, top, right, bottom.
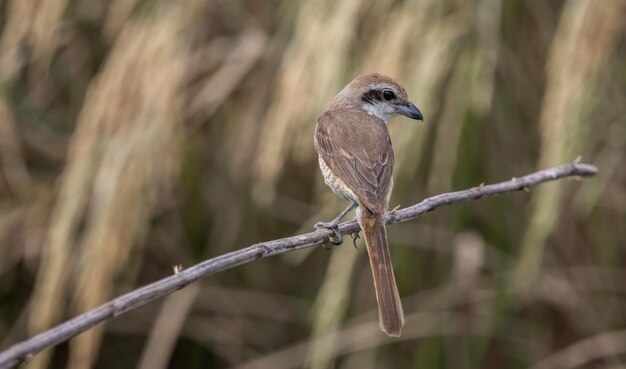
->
331, 73, 423, 123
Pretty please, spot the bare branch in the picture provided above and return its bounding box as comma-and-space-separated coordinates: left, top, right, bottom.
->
0, 162, 598, 369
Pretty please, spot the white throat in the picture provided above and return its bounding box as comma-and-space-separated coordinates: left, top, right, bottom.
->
362, 103, 392, 123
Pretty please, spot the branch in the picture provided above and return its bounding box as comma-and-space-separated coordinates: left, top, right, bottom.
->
0, 162, 598, 369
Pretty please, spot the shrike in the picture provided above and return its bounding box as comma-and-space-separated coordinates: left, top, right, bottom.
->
314, 73, 423, 337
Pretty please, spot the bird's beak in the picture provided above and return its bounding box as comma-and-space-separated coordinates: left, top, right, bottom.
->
397, 102, 423, 121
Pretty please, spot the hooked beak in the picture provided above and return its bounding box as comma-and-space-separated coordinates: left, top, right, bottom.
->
397, 102, 423, 121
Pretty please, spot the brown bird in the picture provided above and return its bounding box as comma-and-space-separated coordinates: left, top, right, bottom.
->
314, 73, 423, 336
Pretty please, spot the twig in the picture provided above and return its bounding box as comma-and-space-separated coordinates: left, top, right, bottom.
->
0, 162, 598, 369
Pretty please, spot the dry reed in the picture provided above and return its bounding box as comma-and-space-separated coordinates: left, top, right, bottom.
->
516, 0, 625, 283
26, 5, 186, 368
0, 0, 624, 368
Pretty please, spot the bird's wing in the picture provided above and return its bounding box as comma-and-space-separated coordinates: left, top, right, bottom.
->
314, 109, 394, 214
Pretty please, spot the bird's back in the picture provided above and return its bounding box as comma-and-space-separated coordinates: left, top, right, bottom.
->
314, 108, 394, 214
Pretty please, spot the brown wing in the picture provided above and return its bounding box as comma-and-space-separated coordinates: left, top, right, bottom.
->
314, 108, 394, 214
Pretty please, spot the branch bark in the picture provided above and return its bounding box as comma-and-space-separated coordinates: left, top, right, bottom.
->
0, 162, 598, 369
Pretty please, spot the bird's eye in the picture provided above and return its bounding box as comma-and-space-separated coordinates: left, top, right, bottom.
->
382, 89, 396, 101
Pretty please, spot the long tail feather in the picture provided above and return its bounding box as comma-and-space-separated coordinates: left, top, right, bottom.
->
358, 212, 404, 336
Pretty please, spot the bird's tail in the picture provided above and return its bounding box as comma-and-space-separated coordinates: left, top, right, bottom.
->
358, 211, 404, 336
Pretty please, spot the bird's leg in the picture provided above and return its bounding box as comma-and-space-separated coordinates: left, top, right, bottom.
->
315, 202, 357, 229
315, 202, 358, 245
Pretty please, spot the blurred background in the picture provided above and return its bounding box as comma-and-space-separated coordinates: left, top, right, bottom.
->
0, 0, 624, 368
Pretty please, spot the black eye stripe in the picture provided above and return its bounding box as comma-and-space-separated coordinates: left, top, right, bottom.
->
362, 89, 395, 103
361, 89, 382, 103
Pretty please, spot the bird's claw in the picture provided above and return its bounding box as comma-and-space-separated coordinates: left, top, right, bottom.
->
350, 230, 360, 249
315, 221, 344, 246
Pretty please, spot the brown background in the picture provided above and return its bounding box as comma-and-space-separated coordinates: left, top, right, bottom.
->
0, 0, 625, 368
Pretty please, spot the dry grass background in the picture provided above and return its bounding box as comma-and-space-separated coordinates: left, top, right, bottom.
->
0, 0, 624, 368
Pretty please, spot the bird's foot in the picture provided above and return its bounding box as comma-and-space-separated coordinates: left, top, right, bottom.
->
314, 221, 344, 246
350, 230, 360, 249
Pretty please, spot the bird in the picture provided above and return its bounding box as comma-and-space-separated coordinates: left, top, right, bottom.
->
314, 72, 423, 337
